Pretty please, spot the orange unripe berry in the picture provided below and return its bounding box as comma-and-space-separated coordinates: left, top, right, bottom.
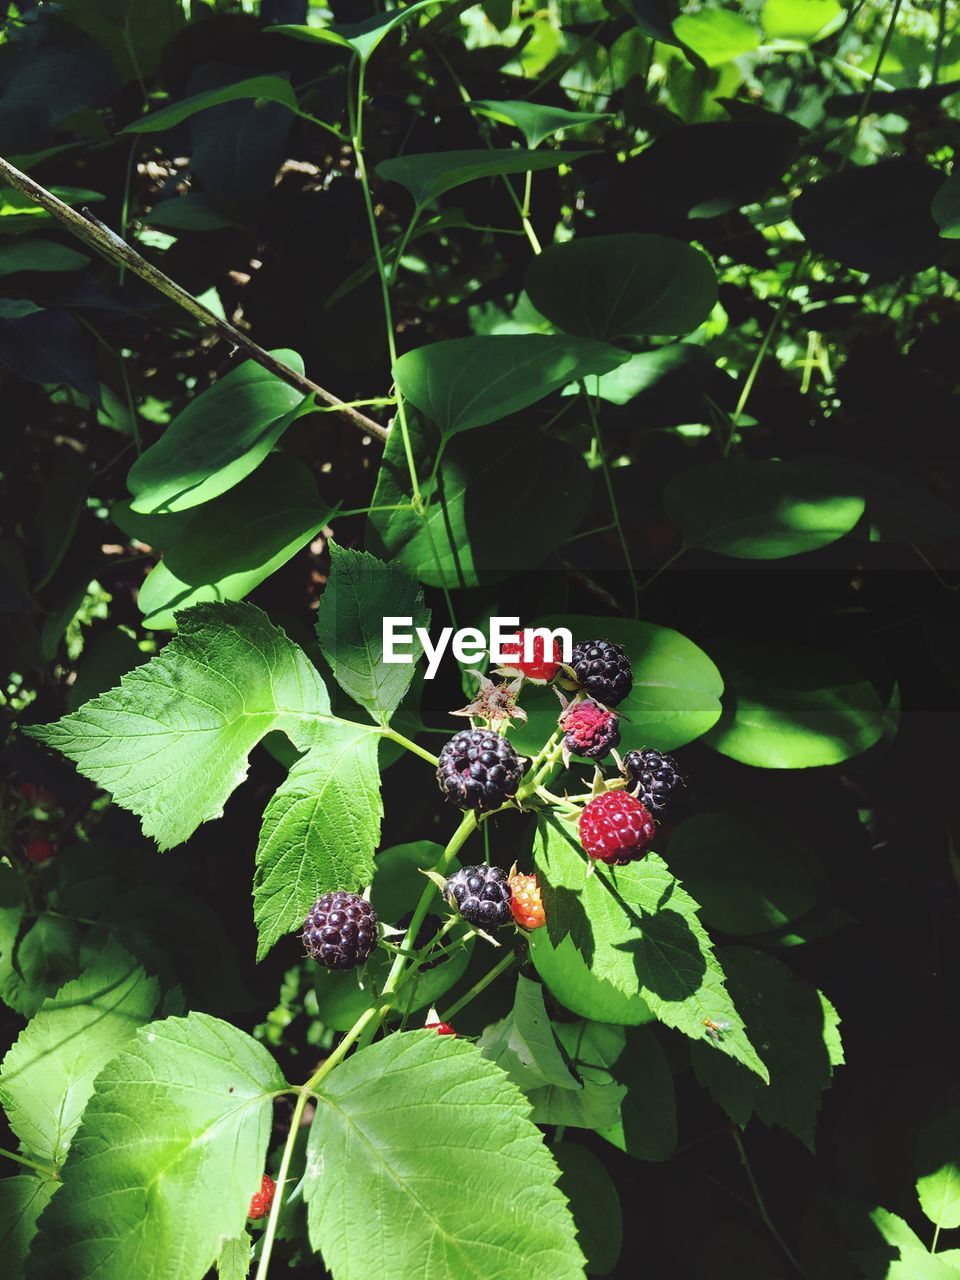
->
508, 871, 545, 931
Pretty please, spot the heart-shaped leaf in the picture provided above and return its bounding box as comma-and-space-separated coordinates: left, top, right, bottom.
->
393, 334, 630, 438
525, 234, 717, 340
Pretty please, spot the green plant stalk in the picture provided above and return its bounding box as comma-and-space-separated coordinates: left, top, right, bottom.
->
255, 724, 574, 1275
731, 1130, 804, 1276
437, 947, 519, 1022
0, 1145, 58, 1179
0, 156, 387, 442
350, 59, 460, 628
933, 0, 948, 83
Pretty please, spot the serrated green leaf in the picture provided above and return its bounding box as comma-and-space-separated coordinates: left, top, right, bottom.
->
315, 543, 429, 725
217, 1236, 251, 1280
530, 816, 767, 1079
305, 1033, 586, 1280
377, 149, 589, 209
704, 642, 886, 768
393, 335, 630, 439
917, 1110, 960, 1230
124, 76, 298, 134
527, 1019, 626, 1132
27, 602, 330, 849
554, 1143, 622, 1276
469, 100, 612, 148
0, 1176, 57, 1280
127, 355, 309, 514
855, 1208, 960, 1280
137, 453, 335, 630
525, 234, 717, 341
478, 973, 581, 1092
28, 1013, 285, 1280
253, 725, 383, 958
0, 939, 159, 1168
663, 460, 865, 559
690, 947, 842, 1149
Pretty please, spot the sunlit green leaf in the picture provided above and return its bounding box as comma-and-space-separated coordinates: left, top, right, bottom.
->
469, 99, 612, 148
315, 542, 429, 724
530, 815, 767, 1078
377, 149, 589, 209
304, 1033, 586, 1280
704, 643, 886, 768
28, 1014, 284, 1280
28, 602, 330, 849
664, 460, 865, 558
136, 453, 334, 630
394, 334, 629, 437
0, 939, 159, 1167
127, 355, 310, 514
125, 76, 298, 133
673, 8, 759, 66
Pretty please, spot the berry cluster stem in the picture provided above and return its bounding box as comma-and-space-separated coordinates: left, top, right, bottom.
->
255, 812, 477, 1280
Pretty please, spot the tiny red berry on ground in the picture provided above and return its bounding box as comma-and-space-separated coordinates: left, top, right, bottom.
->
508, 871, 546, 930
24, 839, 55, 864
579, 792, 656, 865
497, 630, 562, 683
248, 1174, 276, 1220
425, 1021, 456, 1036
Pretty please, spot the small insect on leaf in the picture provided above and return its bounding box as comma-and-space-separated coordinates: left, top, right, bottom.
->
703, 1018, 732, 1044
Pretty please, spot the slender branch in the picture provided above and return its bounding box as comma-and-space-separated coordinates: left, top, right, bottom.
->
438, 948, 518, 1022
0, 1145, 58, 1179
730, 1130, 804, 1276
0, 155, 388, 443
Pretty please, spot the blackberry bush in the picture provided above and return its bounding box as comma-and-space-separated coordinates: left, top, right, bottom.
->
3, 2, 948, 1277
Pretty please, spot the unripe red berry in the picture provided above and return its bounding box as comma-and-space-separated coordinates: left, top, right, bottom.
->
579, 792, 656, 865
497, 630, 562, 683
25, 839, 55, 864
248, 1174, 276, 1220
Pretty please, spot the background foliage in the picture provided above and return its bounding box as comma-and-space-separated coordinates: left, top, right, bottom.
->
2, 0, 960, 1277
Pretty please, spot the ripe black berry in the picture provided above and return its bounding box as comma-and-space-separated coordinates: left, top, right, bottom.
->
436, 729, 523, 812
623, 748, 683, 815
570, 639, 633, 707
444, 864, 513, 928
302, 891, 378, 970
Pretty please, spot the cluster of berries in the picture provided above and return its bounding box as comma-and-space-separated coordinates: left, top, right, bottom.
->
435, 633, 637, 816
4, 781, 59, 864
298, 627, 684, 972
443, 864, 545, 932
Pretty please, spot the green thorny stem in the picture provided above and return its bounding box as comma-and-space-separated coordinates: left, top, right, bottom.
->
349, 58, 459, 629
254, 731, 568, 1278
